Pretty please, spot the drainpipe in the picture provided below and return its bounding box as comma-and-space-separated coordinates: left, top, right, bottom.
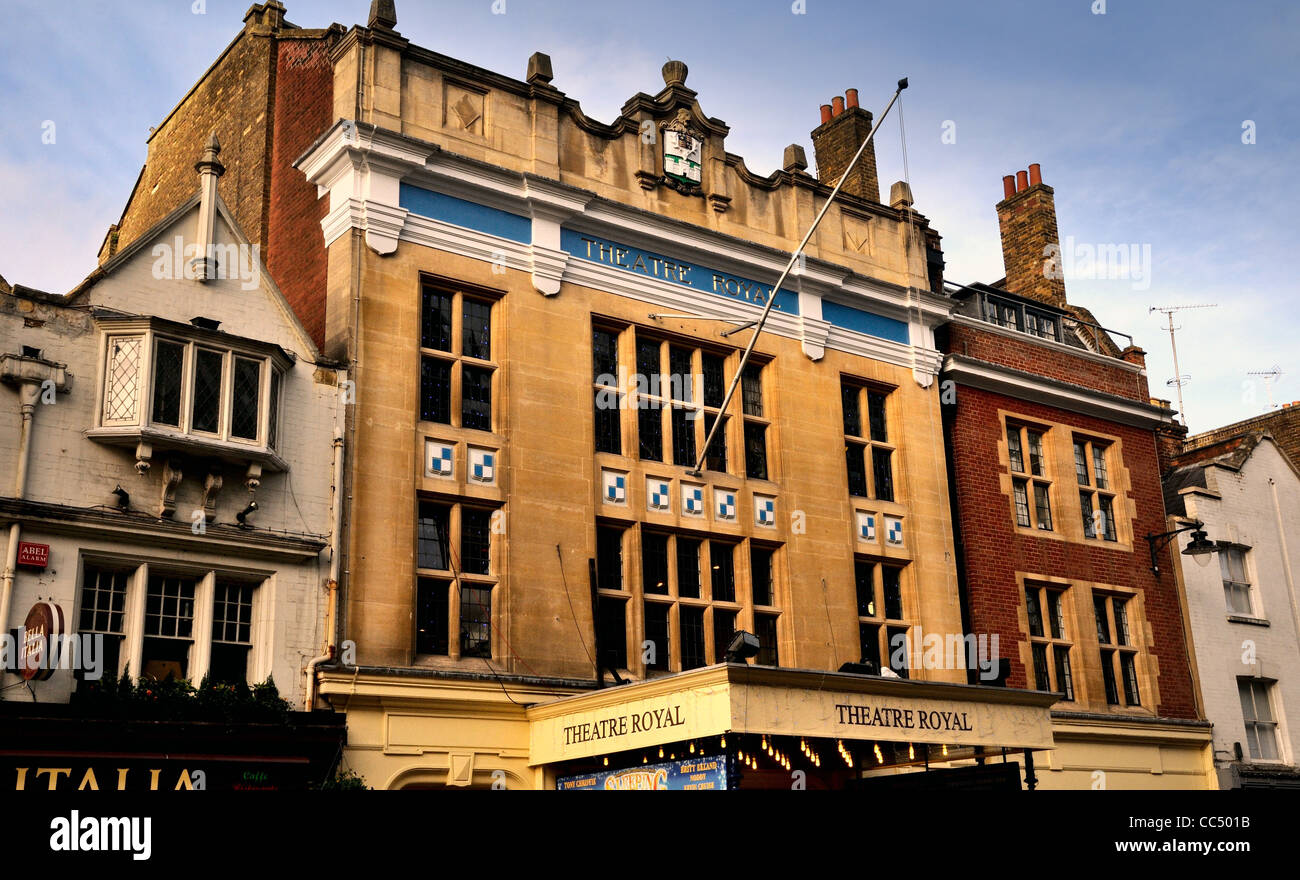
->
0, 380, 40, 670
304, 429, 346, 710
1268, 477, 1300, 646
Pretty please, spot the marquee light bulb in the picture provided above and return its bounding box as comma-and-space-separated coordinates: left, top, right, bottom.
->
658, 747, 664, 758
689, 742, 695, 754
942, 744, 948, 757
603, 757, 608, 766
720, 735, 726, 748
908, 744, 915, 761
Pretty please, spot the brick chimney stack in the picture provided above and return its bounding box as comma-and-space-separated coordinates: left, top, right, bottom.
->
811, 90, 880, 203
996, 162, 1066, 308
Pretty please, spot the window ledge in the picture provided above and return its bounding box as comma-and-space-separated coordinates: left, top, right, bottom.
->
1226, 614, 1270, 627
86, 426, 288, 472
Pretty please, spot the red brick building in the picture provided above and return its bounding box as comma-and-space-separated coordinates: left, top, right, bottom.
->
936, 166, 1213, 788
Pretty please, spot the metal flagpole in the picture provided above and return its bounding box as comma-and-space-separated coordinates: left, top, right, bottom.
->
689, 77, 910, 476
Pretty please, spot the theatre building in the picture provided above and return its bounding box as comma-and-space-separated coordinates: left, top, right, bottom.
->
291, 4, 1065, 788
0, 139, 346, 789
937, 166, 1215, 789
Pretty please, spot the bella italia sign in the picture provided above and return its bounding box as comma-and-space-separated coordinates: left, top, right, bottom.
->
561, 228, 801, 315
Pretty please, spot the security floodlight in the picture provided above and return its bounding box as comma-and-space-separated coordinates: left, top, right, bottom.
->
236, 500, 259, 527
724, 631, 760, 664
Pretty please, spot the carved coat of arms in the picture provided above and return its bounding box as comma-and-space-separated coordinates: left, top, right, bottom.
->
661, 109, 703, 191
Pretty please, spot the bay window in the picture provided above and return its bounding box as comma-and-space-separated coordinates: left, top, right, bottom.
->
93, 316, 288, 460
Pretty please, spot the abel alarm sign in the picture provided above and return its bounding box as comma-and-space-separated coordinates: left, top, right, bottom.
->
16, 542, 49, 569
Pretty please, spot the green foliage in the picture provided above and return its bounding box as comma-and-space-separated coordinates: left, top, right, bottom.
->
71, 671, 293, 723
318, 767, 370, 791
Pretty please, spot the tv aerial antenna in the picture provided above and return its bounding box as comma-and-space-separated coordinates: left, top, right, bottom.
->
1247, 366, 1283, 410
1149, 303, 1217, 425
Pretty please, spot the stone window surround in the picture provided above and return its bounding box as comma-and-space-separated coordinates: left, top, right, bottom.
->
1015, 571, 1157, 716
413, 496, 501, 664
74, 555, 273, 687
595, 521, 782, 679
592, 318, 775, 485
997, 409, 1135, 548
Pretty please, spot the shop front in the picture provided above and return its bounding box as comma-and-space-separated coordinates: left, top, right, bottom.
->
529, 664, 1058, 790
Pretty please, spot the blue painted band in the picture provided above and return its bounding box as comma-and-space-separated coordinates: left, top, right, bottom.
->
821, 299, 910, 344
400, 183, 531, 244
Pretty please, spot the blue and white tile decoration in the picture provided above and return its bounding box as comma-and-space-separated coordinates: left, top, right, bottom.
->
647, 478, 671, 511
755, 495, 775, 527
715, 489, 737, 521
426, 440, 454, 477
469, 448, 495, 483
857, 511, 876, 542
602, 469, 627, 505
682, 484, 704, 516
886, 516, 903, 546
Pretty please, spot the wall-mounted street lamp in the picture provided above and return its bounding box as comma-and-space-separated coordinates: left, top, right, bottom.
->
1145, 520, 1219, 576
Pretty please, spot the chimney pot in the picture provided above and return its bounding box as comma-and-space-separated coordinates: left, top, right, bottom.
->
1002, 175, 1016, 200
820, 104, 832, 124
1016, 170, 1029, 192
1028, 163, 1042, 186
831, 96, 845, 117
845, 88, 859, 109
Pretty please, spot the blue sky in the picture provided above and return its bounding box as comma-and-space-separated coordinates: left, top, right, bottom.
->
1, 0, 1295, 433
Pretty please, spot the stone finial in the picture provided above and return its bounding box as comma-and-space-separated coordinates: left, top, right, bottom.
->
368, 0, 397, 30
527, 52, 554, 85
662, 59, 688, 87
889, 180, 913, 208
783, 144, 808, 173
195, 132, 224, 176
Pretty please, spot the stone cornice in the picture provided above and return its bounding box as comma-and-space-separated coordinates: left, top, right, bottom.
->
297, 120, 953, 377
0, 497, 325, 562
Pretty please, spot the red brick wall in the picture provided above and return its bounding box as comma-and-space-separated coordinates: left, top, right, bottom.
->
266, 36, 335, 350
946, 322, 1151, 403
945, 383, 1198, 720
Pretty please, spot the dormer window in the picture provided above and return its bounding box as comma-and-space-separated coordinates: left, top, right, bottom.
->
91, 314, 290, 470
978, 291, 1061, 342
